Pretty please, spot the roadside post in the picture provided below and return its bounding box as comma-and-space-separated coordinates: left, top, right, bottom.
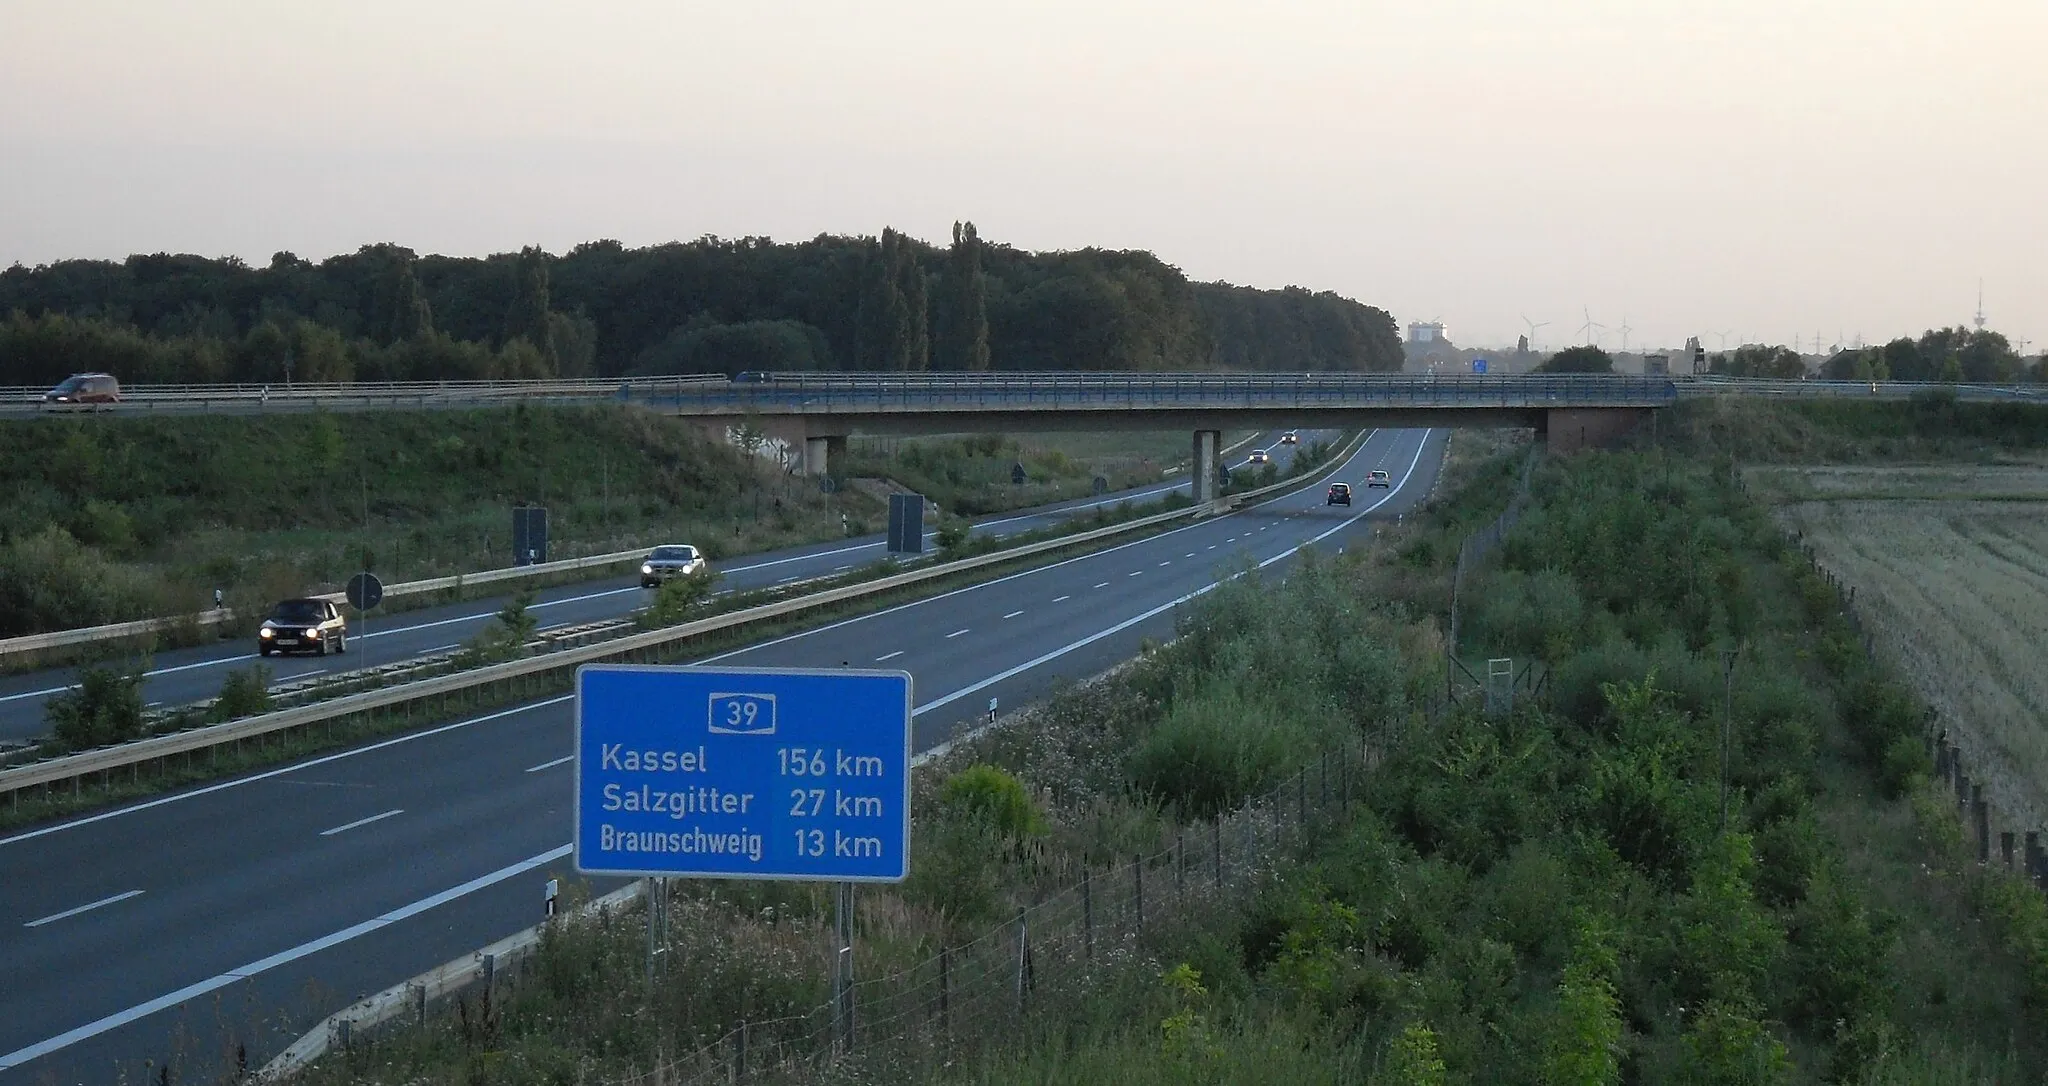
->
575, 664, 913, 1055
346, 572, 383, 671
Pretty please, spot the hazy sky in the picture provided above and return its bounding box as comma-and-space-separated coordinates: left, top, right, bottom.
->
3, 0, 2043, 353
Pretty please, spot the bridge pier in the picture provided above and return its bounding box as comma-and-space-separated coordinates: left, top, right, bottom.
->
1192, 430, 1222, 503
801, 435, 846, 478
1542, 408, 1653, 454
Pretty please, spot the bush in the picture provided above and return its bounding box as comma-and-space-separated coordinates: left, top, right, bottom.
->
939, 763, 1046, 843
213, 663, 273, 722
460, 589, 540, 664
637, 569, 720, 630
47, 663, 146, 751
1127, 689, 1296, 819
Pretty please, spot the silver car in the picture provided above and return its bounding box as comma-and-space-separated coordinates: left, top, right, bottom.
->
641, 544, 707, 588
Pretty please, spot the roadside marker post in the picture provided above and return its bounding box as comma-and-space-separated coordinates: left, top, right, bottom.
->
576, 664, 913, 1050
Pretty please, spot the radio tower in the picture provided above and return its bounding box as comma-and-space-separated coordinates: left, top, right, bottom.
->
1975, 280, 1988, 332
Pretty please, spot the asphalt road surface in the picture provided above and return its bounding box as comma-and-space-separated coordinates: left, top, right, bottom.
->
0, 427, 1441, 1083
0, 431, 1316, 745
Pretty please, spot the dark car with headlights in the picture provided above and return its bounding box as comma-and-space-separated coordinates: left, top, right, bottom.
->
1326, 482, 1352, 506
258, 598, 346, 656
41, 372, 121, 410
640, 544, 708, 588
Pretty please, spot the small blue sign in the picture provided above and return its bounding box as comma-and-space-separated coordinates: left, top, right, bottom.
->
1472, 358, 1489, 374
575, 665, 913, 882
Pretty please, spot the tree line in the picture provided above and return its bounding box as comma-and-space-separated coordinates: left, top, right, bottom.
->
0, 226, 1403, 385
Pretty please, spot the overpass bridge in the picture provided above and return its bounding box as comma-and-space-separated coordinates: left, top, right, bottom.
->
633, 372, 1678, 499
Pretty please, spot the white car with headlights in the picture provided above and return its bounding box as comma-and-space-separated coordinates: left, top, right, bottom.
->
640, 544, 707, 588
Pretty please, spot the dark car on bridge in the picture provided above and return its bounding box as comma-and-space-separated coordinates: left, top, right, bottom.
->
41, 372, 121, 409
258, 598, 347, 656
1326, 482, 1351, 506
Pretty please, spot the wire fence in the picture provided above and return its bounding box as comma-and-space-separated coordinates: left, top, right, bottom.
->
1446, 446, 1541, 655
596, 746, 1371, 1084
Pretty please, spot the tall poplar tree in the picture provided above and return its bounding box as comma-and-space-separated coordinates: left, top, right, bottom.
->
505, 246, 557, 372
937, 221, 990, 370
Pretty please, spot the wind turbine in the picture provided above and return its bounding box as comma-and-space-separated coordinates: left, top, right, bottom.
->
1712, 330, 1733, 351
1617, 315, 1634, 353
1577, 307, 1605, 347
1521, 314, 1549, 349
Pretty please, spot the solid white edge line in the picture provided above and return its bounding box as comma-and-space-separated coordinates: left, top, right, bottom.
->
318, 808, 404, 837
910, 429, 1430, 726
0, 429, 1432, 1070
6, 428, 1410, 851
524, 755, 574, 774
0, 697, 572, 849
23, 889, 146, 929
0, 845, 572, 1071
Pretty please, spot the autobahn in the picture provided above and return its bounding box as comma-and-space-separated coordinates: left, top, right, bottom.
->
0, 426, 1415, 1082
0, 432, 1308, 746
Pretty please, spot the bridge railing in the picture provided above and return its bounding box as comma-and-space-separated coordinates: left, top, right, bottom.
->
1, 374, 729, 412
643, 372, 1678, 412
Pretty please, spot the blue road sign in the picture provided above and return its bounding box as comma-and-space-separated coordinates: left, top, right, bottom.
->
1472, 358, 1489, 374
575, 665, 913, 882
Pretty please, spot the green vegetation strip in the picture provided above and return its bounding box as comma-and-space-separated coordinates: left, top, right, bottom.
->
280, 440, 2048, 1086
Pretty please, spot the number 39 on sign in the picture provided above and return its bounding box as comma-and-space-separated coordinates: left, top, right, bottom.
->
710, 693, 776, 735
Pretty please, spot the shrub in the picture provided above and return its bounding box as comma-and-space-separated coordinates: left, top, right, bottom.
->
637, 569, 720, 630
460, 589, 540, 664
939, 763, 1046, 842
900, 815, 1005, 924
213, 663, 273, 722
47, 663, 147, 751
1127, 690, 1296, 819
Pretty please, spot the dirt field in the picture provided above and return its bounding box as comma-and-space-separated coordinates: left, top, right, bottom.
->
1767, 462, 2048, 828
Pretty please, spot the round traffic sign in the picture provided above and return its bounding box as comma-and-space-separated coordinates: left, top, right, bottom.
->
346, 572, 385, 611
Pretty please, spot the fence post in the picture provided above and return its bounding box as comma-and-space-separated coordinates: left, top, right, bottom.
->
1296, 769, 1306, 832
412, 983, 426, 1026
1014, 908, 1033, 1016
1212, 818, 1223, 888
1175, 833, 1185, 898
1973, 786, 1989, 865
937, 946, 951, 1038
1082, 871, 1094, 961
734, 1021, 749, 1080
2028, 832, 2043, 888
1133, 857, 1144, 940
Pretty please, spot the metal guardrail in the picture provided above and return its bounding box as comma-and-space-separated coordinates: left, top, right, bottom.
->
0, 430, 1364, 801
0, 375, 729, 416
636, 372, 1678, 414
1674, 375, 2048, 402
0, 547, 654, 662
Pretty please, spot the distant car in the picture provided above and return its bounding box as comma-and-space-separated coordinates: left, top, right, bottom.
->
258, 598, 346, 656
641, 544, 708, 588
1326, 482, 1352, 506
1366, 470, 1391, 489
1248, 448, 1271, 464
1280, 431, 1300, 445
41, 373, 121, 409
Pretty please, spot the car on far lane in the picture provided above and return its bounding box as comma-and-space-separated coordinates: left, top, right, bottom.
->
1280, 430, 1300, 445
1326, 482, 1352, 506
1367, 469, 1391, 489
41, 372, 121, 410
1247, 448, 1271, 464
641, 544, 708, 588
258, 598, 347, 656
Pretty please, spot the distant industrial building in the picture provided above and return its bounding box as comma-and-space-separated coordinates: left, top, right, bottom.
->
1407, 321, 1445, 344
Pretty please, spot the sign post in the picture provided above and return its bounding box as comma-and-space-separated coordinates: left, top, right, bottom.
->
577, 665, 913, 1045
346, 572, 383, 669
